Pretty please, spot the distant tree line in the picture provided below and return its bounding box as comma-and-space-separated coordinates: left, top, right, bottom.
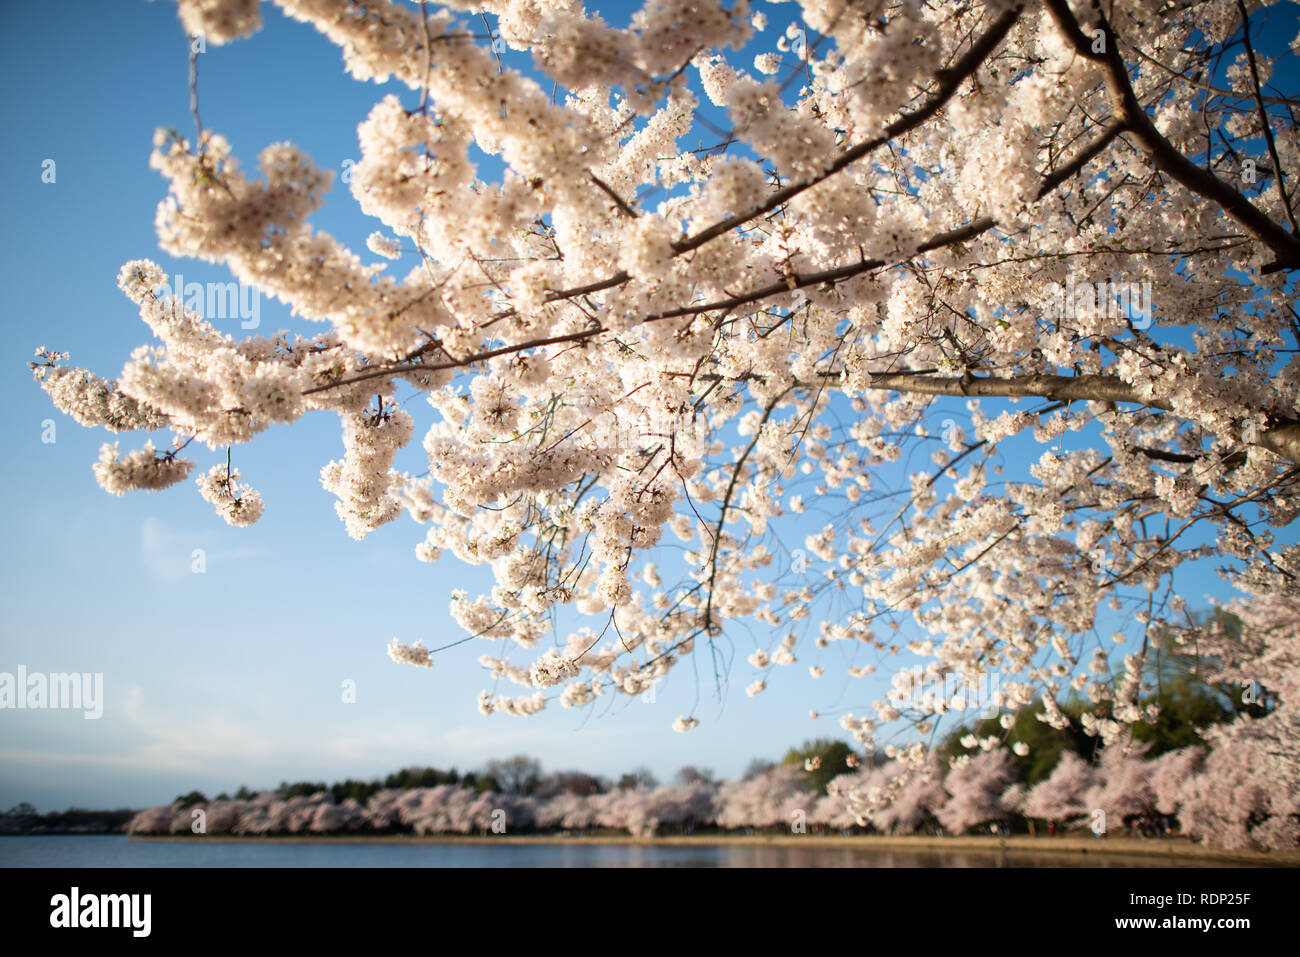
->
10, 610, 1285, 848
0, 803, 137, 835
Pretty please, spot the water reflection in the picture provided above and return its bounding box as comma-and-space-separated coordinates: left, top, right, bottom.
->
0, 835, 1239, 868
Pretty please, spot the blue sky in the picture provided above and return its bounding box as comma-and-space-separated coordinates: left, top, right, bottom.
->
1, 0, 1295, 812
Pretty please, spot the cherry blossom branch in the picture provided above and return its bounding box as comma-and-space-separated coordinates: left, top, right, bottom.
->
855, 370, 1300, 462
1235, 0, 1299, 236
311, 109, 1129, 397
1043, 0, 1300, 272
468, 4, 1024, 335
673, 4, 1025, 254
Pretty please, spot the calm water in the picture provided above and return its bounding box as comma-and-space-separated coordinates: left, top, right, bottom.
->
0, 835, 1212, 867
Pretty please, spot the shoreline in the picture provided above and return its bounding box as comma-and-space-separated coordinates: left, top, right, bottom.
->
121, 832, 1300, 866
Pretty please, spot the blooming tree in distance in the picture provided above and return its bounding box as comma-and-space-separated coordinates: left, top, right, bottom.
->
935, 748, 1017, 834
1081, 738, 1155, 823
30, 0, 1300, 801
1021, 749, 1094, 826
1164, 590, 1300, 847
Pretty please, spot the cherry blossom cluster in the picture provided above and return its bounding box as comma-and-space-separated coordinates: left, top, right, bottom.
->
33, 0, 1300, 803
196, 463, 265, 526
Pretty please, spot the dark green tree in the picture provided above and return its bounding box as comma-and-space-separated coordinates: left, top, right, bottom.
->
782, 738, 853, 794
939, 696, 1099, 787
278, 781, 327, 799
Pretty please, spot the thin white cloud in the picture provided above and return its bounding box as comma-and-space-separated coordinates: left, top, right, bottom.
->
0, 682, 648, 806
139, 518, 263, 585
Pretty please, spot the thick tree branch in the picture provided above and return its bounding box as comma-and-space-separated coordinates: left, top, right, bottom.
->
1043, 0, 1300, 272
676, 4, 1024, 253
313, 112, 1128, 395
473, 4, 1025, 335
858, 370, 1300, 462
1236, 0, 1299, 236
